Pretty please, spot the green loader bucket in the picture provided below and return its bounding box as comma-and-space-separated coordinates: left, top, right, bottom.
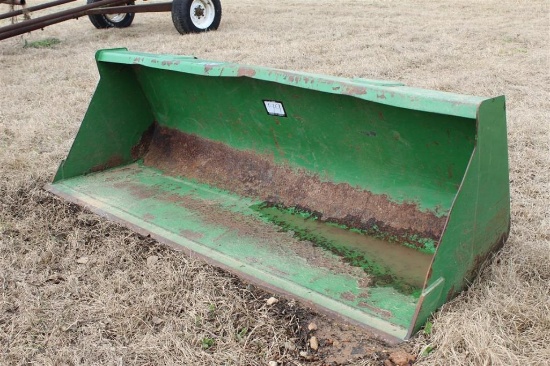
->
46, 49, 510, 342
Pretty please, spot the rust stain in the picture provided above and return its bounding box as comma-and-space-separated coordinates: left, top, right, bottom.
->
464, 231, 507, 284
484, 206, 510, 237
340, 292, 356, 301
270, 127, 284, 157
131, 123, 156, 160
447, 165, 454, 179
357, 302, 393, 318
113, 181, 156, 200
287, 75, 298, 83
89, 155, 124, 174
179, 229, 204, 241
447, 227, 508, 302
358, 277, 372, 290
275, 70, 306, 84
204, 64, 214, 73
143, 126, 446, 245
237, 67, 256, 77
266, 265, 290, 277
343, 85, 367, 95
143, 213, 155, 221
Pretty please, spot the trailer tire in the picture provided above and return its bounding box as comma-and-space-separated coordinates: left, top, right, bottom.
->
172, 0, 222, 34
87, 0, 135, 29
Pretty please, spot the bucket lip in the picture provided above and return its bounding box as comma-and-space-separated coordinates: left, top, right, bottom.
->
95, 48, 488, 120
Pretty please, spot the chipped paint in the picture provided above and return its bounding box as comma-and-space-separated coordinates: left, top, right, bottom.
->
237, 67, 256, 77
343, 85, 367, 95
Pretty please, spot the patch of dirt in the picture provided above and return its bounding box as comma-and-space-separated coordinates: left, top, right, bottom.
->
261, 301, 417, 365
144, 125, 446, 249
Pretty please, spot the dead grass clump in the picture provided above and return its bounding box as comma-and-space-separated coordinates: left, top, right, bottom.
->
414, 241, 550, 365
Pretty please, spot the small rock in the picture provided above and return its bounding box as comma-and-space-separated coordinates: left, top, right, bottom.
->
299, 351, 314, 361
76, 256, 89, 264
284, 341, 296, 351
307, 322, 318, 331
389, 350, 415, 366
268, 361, 278, 366
152, 316, 164, 325
266, 297, 278, 305
146, 255, 158, 267
309, 336, 319, 350
333, 340, 340, 347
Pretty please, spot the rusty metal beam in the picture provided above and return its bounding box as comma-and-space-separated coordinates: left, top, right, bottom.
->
0, 0, 26, 5
0, 0, 76, 21
0, 0, 127, 40
87, 2, 172, 15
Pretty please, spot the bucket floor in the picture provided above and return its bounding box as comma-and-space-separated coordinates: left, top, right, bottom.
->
47, 162, 426, 339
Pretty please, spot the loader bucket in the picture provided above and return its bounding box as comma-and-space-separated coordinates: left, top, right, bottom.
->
46, 49, 510, 342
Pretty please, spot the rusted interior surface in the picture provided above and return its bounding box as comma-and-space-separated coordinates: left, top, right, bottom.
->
131, 123, 156, 160
143, 125, 447, 247
113, 177, 374, 284
89, 155, 124, 173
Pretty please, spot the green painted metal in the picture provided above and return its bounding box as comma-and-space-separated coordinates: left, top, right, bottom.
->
46, 48, 510, 342
407, 96, 510, 337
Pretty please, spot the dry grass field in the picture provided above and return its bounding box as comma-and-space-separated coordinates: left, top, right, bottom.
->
1, 0, 549, 365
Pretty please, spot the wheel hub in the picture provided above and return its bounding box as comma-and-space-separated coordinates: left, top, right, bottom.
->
190, 0, 215, 29
106, 13, 126, 23
193, 5, 205, 18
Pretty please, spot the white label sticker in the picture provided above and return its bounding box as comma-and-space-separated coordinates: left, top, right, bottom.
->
263, 100, 287, 117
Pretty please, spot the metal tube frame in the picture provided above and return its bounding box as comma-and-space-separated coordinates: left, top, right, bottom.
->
0, 0, 173, 40
0, 0, 77, 21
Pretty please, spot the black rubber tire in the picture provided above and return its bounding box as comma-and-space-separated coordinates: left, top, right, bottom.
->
172, 0, 222, 34
87, 0, 135, 29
